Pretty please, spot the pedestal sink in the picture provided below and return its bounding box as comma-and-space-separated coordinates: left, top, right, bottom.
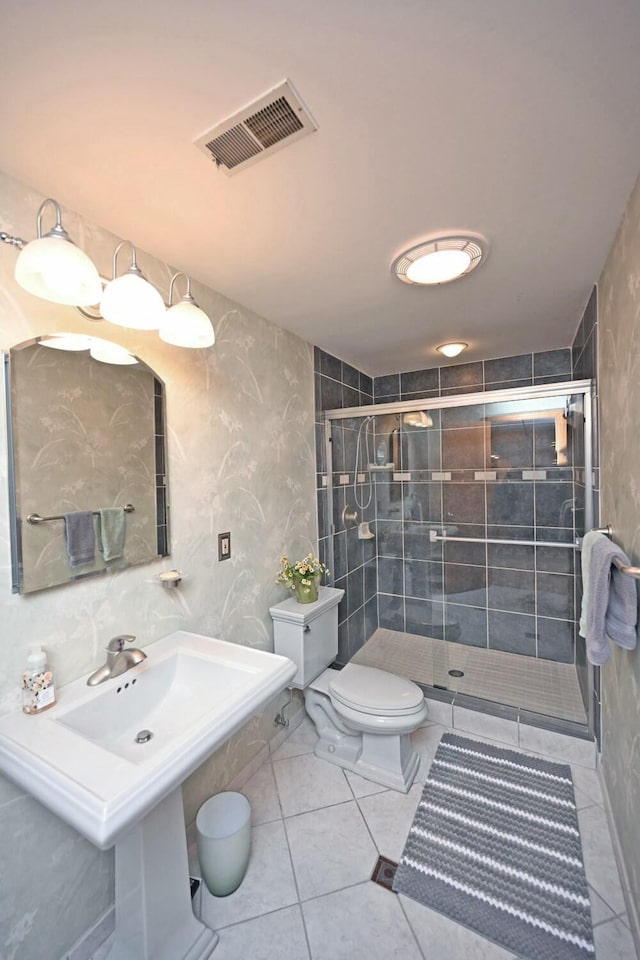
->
0, 631, 296, 959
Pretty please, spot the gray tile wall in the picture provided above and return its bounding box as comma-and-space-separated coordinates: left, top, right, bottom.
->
315, 346, 581, 670
371, 349, 578, 665
314, 348, 377, 662
373, 349, 572, 403
373, 420, 577, 662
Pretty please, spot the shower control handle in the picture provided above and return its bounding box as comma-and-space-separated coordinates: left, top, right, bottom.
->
342, 504, 359, 529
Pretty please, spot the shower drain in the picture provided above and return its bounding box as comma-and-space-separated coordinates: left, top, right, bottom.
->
448, 669, 464, 678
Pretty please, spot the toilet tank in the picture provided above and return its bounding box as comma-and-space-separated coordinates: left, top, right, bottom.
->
269, 586, 344, 689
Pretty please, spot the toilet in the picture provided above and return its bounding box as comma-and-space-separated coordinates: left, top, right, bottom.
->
270, 586, 428, 792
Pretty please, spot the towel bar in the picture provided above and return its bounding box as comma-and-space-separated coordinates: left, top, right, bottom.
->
584, 525, 640, 580
428, 531, 574, 548
26, 504, 134, 525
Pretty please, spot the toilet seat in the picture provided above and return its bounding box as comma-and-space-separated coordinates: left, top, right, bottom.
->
328, 663, 425, 717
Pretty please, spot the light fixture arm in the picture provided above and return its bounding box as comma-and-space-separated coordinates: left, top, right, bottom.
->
36, 198, 71, 242
112, 239, 144, 280
168, 271, 196, 305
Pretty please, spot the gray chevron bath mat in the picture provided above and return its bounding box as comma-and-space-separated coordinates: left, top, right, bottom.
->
393, 733, 594, 960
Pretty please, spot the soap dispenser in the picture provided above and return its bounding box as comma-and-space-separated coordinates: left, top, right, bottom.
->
22, 646, 56, 715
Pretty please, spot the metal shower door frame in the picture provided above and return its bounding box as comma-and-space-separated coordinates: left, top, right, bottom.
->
321, 378, 596, 734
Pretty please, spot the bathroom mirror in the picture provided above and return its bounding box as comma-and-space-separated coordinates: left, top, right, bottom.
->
5, 335, 169, 594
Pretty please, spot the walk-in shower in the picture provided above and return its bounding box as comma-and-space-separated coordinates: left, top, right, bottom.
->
323, 380, 595, 735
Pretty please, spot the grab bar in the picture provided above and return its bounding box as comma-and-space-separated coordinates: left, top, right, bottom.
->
27, 504, 134, 525
581, 525, 640, 580
429, 530, 574, 548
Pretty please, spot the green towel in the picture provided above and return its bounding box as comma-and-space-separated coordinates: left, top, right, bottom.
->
98, 507, 126, 561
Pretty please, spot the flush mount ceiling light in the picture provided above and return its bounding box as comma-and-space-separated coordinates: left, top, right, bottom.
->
392, 235, 487, 286
159, 273, 215, 348
5, 199, 102, 306
436, 341, 468, 358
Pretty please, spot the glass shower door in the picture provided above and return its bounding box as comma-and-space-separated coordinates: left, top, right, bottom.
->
327, 385, 589, 723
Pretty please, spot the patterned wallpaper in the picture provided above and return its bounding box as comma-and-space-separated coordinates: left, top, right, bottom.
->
0, 170, 316, 959
598, 170, 640, 933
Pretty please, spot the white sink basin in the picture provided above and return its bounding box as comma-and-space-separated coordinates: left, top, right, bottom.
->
0, 631, 296, 849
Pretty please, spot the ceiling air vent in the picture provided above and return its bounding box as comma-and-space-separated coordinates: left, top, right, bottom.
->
194, 79, 317, 175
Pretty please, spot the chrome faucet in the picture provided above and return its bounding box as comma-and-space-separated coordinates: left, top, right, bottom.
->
86, 635, 147, 686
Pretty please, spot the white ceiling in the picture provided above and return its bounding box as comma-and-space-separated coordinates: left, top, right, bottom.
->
2, 1, 640, 376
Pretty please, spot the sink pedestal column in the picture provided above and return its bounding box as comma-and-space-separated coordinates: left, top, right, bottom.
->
107, 787, 218, 960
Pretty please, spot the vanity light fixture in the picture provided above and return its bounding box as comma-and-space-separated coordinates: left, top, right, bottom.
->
392, 235, 487, 286
39, 333, 95, 352
100, 240, 166, 331
88, 340, 138, 365
159, 272, 216, 348
436, 341, 468, 358
5, 199, 103, 306
2, 199, 216, 349
39, 333, 138, 365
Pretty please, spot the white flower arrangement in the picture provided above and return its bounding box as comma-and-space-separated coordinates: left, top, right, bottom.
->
275, 553, 329, 591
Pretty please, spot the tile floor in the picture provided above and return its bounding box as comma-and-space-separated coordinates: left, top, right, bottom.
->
91, 712, 637, 960
353, 628, 587, 723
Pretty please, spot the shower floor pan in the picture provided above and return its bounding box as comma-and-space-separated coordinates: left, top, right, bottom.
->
351, 628, 587, 726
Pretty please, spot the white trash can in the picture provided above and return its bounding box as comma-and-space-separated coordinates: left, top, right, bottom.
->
196, 792, 251, 897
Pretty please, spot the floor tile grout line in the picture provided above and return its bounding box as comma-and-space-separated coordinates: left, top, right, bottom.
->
279, 808, 315, 958
211, 900, 304, 935
295, 901, 314, 960
354, 793, 386, 856
396, 893, 429, 960
586, 879, 629, 921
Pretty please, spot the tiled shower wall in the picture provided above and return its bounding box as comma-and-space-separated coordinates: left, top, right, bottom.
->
314, 348, 378, 663
315, 345, 585, 667
372, 349, 578, 664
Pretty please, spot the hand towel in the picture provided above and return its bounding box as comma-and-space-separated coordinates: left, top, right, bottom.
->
585, 534, 638, 665
98, 507, 126, 561
64, 511, 96, 566
578, 530, 600, 637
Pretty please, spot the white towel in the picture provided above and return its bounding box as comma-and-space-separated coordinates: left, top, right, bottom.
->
578, 530, 601, 638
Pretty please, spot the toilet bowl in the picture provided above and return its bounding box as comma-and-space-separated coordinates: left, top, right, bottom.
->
304, 663, 428, 792
270, 587, 427, 793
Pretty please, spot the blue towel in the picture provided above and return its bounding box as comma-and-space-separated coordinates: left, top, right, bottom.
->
98, 507, 126, 561
578, 530, 600, 637
584, 534, 638, 665
64, 511, 96, 566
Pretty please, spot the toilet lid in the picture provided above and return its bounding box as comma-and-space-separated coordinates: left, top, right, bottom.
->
328, 663, 425, 717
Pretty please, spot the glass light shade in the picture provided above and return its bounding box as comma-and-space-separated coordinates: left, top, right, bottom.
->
39, 333, 95, 351
15, 237, 102, 306
159, 300, 215, 348
89, 340, 138, 365
404, 410, 433, 428
436, 341, 468, 358
100, 273, 166, 330
406, 249, 471, 285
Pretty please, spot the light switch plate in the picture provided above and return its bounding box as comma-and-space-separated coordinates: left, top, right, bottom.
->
218, 532, 231, 560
